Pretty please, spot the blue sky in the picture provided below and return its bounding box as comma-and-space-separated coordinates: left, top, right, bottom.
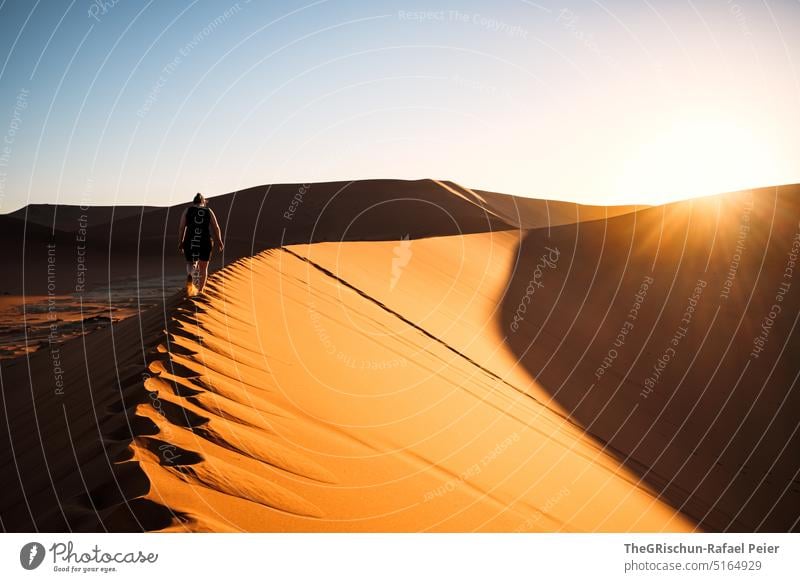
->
1, 0, 799, 211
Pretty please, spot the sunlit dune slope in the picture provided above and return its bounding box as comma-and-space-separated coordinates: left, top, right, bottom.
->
0, 237, 692, 532
117, 244, 695, 531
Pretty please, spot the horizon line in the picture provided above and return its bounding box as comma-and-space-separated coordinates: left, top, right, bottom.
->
2, 178, 795, 215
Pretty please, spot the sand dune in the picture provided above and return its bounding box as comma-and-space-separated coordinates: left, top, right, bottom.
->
0, 180, 796, 532
436, 180, 640, 229
8, 204, 160, 233
0, 243, 690, 532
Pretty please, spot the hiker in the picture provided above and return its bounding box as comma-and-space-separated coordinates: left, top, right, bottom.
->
177, 193, 224, 294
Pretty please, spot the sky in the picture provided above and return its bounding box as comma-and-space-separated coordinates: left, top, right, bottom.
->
0, 0, 799, 211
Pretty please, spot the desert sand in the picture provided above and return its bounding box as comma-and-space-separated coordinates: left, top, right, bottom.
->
0, 180, 797, 532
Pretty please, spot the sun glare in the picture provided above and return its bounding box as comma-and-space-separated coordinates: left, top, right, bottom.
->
617, 116, 777, 205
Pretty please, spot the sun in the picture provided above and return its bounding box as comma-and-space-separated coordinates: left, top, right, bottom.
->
616, 115, 777, 205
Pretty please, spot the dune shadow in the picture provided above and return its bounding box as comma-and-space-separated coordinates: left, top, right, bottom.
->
499, 190, 800, 532
0, 293, 193, 532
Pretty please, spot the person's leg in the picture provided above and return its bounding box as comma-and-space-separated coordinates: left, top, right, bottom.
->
197, 260, 209, 292
186, 260, 199, 286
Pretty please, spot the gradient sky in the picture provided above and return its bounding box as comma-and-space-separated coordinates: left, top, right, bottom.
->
0, 0, 798, 211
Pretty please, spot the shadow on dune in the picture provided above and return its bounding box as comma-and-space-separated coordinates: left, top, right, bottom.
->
499, 185, 800, 531
0, 292, 192, 532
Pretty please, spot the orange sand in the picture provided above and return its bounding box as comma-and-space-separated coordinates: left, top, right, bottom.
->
1, 180, 797, 532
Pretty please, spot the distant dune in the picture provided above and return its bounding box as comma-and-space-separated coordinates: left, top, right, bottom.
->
0, 180, 796, 532
0, 179, 635, 295
7, 204, 161, 232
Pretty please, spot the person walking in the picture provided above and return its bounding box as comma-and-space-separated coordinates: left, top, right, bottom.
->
177, 193, 224, 295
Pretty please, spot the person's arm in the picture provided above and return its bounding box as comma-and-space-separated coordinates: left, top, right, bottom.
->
177, 209, 187, 251
210, 209, 224, 251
